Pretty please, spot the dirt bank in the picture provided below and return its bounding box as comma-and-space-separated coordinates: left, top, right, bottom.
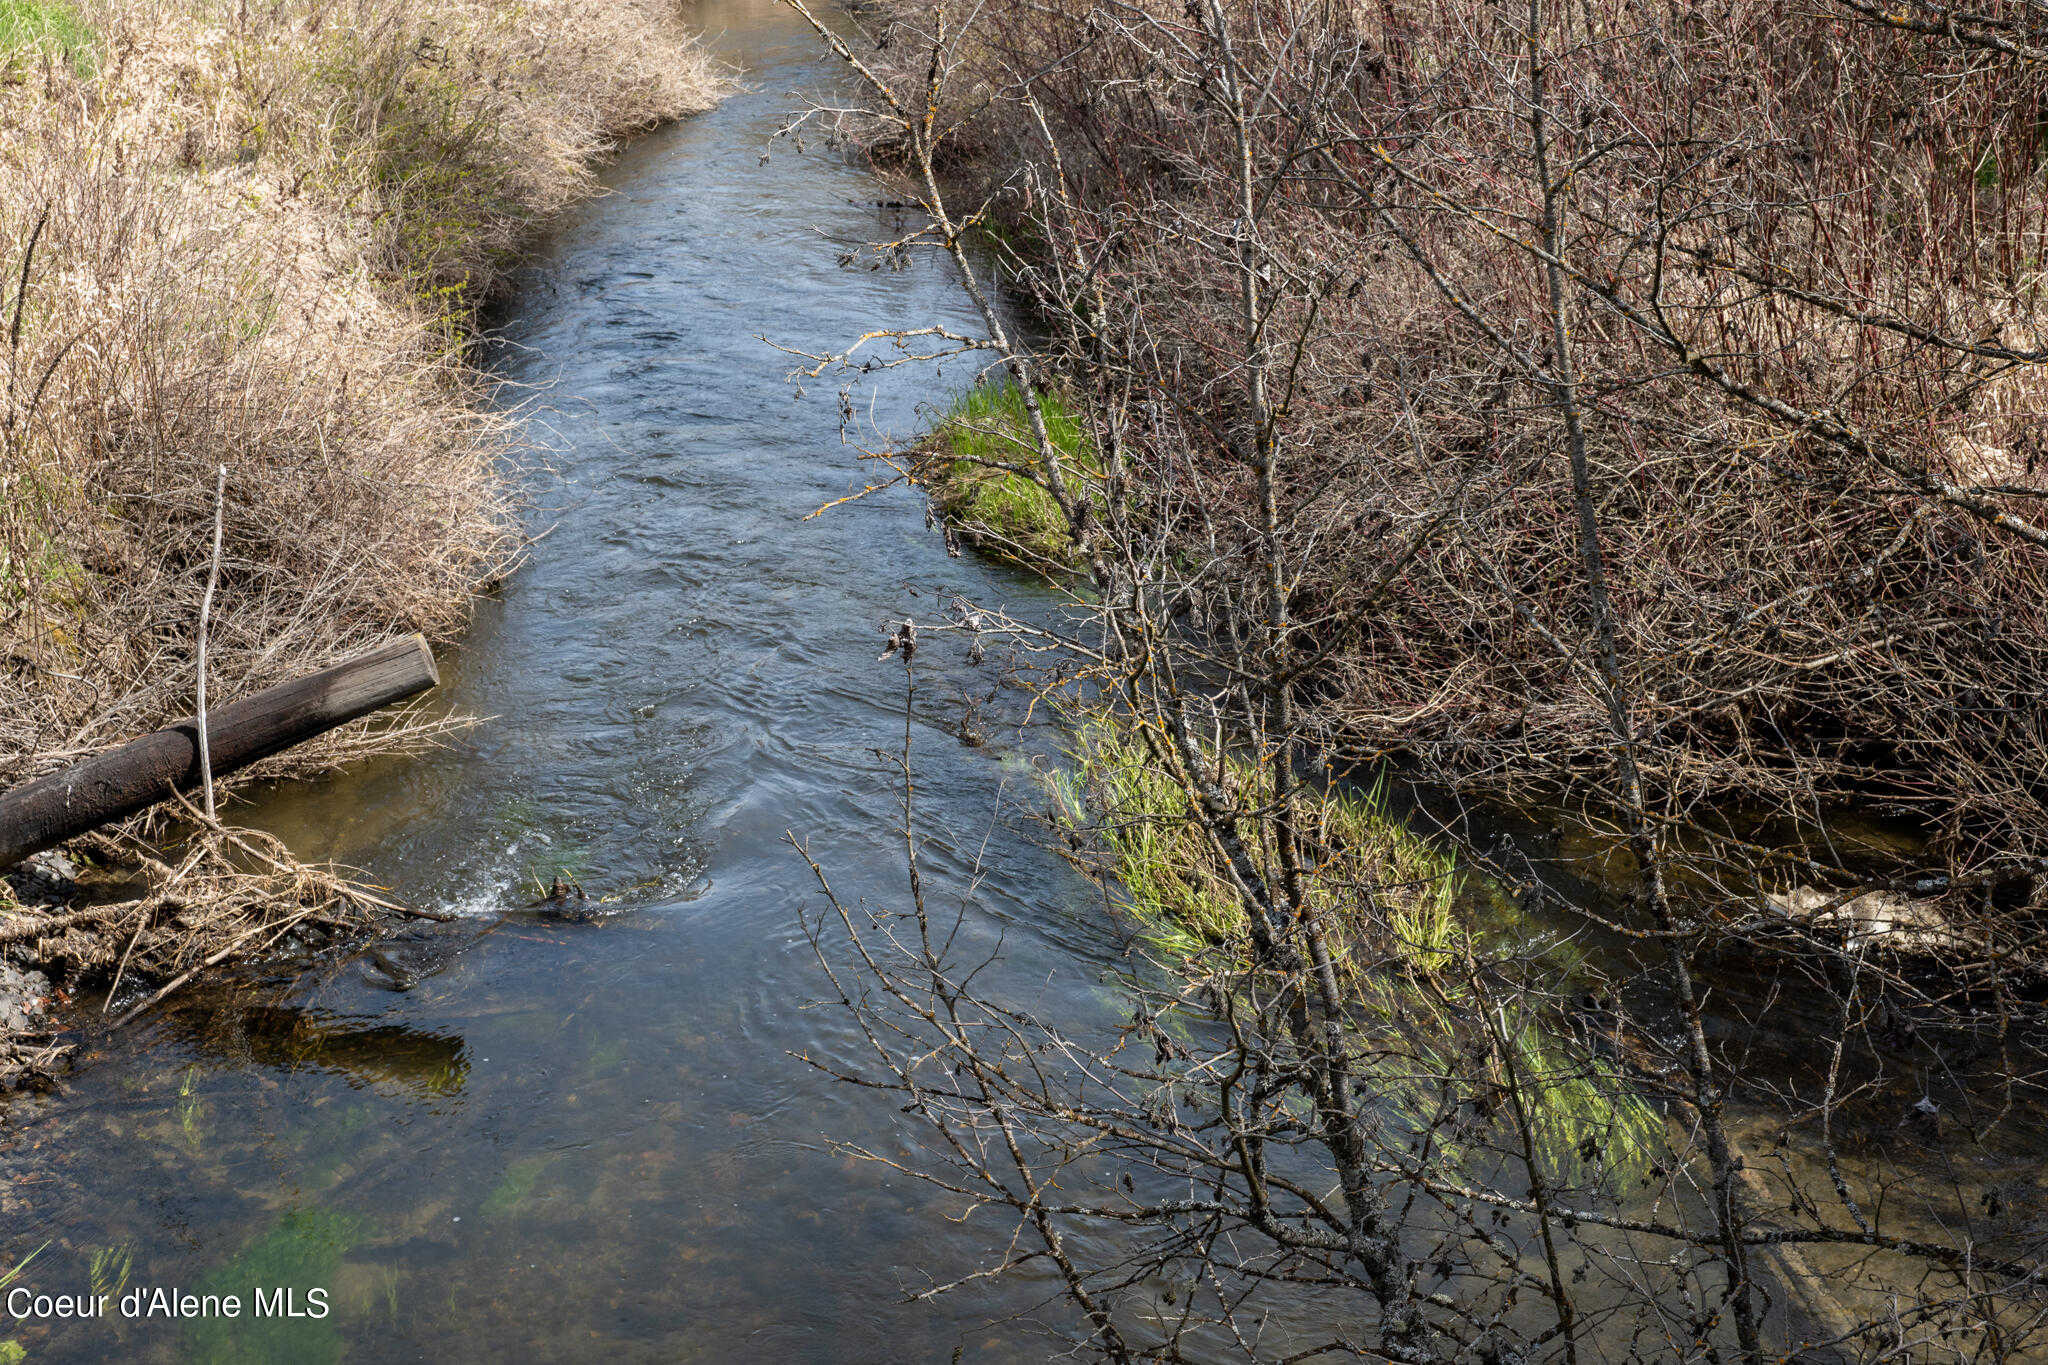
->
0, 0, 724, 1083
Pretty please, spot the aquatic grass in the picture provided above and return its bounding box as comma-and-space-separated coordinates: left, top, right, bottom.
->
188, 1209, 358, 1365
0, 0, 95, 77
1050, 712, 1661, 1191
522, 845, 589, 892
87, 1243, 133, 1304
176, 1066, 207, 1147
1351, 1008, 1660, 1193
922, 382, 1096, 574
0, 1244, 43, 1363
494, 795, 592, 890
1505, 1024, 1663, 1189
481, 1155, 550, 1221
300, 1103, 376, 1188
0, 1242, 45, 1292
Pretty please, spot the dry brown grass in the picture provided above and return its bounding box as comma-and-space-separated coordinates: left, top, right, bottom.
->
0, 0, 721, 1072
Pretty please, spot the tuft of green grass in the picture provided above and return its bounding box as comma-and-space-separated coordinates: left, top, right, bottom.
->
87, 1243, 133, 1304
0, 0, 95, 77
922, 383, 1095, 575
0, 1242, 46, 1292
0, 536, 86, 609
1046, 715, 1461, 980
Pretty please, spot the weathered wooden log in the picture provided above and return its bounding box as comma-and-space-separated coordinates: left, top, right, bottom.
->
0, 635, 439, 869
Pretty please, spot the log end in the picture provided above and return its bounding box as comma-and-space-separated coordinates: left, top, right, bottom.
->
404, 633, 441, 691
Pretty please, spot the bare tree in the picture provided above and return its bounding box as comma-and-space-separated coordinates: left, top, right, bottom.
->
782, 0, 2048, 1357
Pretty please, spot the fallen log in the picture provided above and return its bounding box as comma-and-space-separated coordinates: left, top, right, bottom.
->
0, 635, 439, 869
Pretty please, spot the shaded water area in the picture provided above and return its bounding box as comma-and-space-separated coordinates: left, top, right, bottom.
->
0, 3, 1127, 1357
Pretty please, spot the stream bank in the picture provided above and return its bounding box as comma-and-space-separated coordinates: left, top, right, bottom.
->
0, 0, 724, 1083
4, 2, 2042, 1358
0, 3, 1118, 1358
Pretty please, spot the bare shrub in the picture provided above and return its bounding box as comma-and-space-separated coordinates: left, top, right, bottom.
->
784, 0, 2048, 1356
1, 0, 721, 779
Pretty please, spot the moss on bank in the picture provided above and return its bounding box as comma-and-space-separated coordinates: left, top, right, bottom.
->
917, 382, 1094, 575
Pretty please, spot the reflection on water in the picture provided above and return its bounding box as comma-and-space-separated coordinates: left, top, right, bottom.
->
0, 2, 1114, 1358
172, 1002, 470, 1100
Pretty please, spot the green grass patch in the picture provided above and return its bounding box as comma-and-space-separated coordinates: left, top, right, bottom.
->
0, 0, 95, 77
0, 467, 94, 614
922, 383, 1096, 575
0, 534, 86, 609
1046, 716, 1460, 980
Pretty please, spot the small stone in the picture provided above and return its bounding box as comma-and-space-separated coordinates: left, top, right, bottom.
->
0, 962, 51, 1035
30, 852, 77, 882
5, 852, 77, 908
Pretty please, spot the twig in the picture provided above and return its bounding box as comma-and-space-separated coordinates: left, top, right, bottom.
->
6, 202, 47, 357
101, 900, 154, 1015
197, 464, 227, 821
110, 910, 309, 1029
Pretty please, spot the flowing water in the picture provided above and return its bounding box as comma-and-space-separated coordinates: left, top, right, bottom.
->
0, 3, 1129, 1357
10, 4, 2043, 1360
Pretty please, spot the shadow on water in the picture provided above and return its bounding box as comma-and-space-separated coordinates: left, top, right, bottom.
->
162, 1001, 470, 1100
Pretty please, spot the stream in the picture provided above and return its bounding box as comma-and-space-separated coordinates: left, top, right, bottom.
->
8, 2, 2045, 1359
0, 2, 1122, 1358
